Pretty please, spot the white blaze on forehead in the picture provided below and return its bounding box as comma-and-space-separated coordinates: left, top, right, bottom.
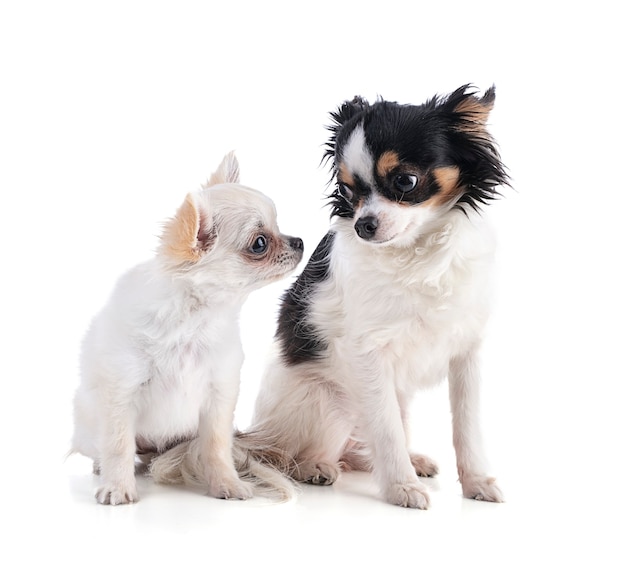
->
341, 124, 375, 187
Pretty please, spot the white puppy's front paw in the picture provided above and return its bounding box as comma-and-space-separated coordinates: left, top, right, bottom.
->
385, 481, 430, 509
208, 476, 254, 500
461, 475, 504, 502
96, 481, 138, 505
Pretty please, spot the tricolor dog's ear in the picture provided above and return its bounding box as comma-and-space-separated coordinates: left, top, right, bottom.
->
159, 193, 216, 264
443, 85, 509, 211
323, 96, 370, 165
332, 96, 370, 129
448, 84, 496, 131
205, 151, 240, 187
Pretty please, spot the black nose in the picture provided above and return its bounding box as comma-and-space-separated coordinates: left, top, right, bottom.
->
354, 216, 378, 240
289, 236, 304, 251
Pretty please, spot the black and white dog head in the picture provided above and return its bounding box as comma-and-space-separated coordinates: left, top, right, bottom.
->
325, 85, 509, 246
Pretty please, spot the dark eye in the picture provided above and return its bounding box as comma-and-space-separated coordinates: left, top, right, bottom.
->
393, 174, 418, 194
250, 235, 268, 254
338, 182, 353, 201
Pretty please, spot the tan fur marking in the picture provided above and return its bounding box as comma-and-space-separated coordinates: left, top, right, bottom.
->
454, 97, 493, 133
338, 163, 355, 188
160, 194, 202, 263
423, 166, 461, 207
376, 150, 400, 178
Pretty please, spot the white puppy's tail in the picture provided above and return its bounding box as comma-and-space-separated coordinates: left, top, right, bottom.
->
149, 431, 297, 502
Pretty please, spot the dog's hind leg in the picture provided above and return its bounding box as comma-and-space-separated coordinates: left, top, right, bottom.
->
340, 440, 371, 472
340, 437, 439, 478
409, 453, 439, 478
285, 385, 352, 486
293, 460, 341, 485
253, 364, 352, 487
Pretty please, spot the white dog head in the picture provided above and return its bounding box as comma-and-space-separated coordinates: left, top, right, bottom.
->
159, 152, 303, 291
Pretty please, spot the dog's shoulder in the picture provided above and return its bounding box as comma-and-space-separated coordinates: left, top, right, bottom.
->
274, 232, 335, 366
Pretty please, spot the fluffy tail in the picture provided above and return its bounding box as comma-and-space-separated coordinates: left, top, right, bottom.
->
149, 431, 297, 502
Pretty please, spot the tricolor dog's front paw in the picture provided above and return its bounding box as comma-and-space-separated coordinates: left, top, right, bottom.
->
461, 474, 504, 502
385, 481, 430, 509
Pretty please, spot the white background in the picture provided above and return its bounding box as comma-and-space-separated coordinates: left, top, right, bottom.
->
1, 1, 625, 573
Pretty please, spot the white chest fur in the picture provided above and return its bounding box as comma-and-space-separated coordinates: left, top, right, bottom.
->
80, 266, 245, 450
317, 212, 495, 391
133, 306, 243, 443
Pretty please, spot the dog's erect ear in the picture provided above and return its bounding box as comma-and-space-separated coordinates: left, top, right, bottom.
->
332, 96, 370, 129
159, 193, 216, 264
323, 96, 370, 166
444, 85, 509, 211
205, 151, 240, 187
448, 84, 495, 131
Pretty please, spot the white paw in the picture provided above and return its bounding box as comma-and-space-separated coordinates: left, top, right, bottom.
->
409, 453, 439, 477
208, 476, 254, 500
96, 482, 138, 505
385, 481, 430, 509
461, 474, 504, 502
293, 461, 340, 485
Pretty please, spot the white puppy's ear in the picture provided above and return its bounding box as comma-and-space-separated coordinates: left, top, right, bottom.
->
205, 151, 240, 187
159, 193, 216, 263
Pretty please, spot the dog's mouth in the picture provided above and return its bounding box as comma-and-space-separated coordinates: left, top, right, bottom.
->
266, 263, 300, 281
354, 216, 415, 246
260, 248, 304, 282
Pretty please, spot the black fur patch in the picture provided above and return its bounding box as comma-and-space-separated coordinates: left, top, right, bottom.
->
276, 232, 335, 365
324, 85, 509, 218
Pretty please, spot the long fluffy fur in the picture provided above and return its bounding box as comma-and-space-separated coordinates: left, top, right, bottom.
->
149, 432, 296, 501
244, 85, 509, 509
70, 152, 303, 504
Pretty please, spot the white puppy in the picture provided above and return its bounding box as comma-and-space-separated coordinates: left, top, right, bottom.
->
247, 86, 508, 508
71, 152, 303, 505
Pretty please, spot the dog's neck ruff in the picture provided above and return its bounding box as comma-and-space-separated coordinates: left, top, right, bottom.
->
331, 209, 492, 298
